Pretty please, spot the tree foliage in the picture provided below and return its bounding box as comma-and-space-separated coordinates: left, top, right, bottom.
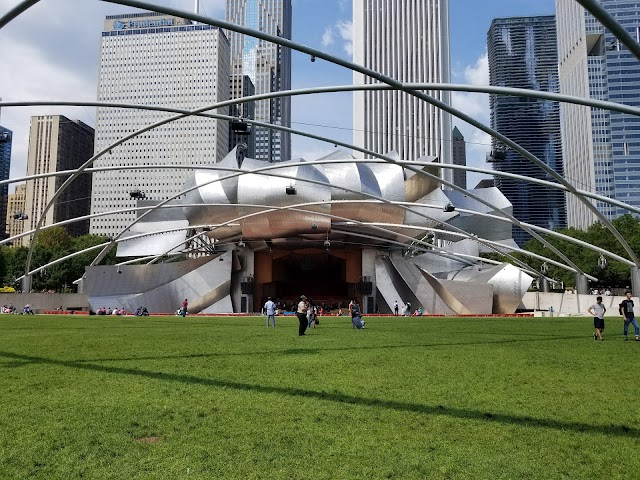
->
486, 215, 640, 289
0, 228, 117, 292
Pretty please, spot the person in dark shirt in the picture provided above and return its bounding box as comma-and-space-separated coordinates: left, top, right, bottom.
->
619, 291, 639, 341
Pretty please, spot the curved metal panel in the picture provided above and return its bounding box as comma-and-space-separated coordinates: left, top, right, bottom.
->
367, 158, 406, 225
405, 155, 441, 202
237, 159, 331, 238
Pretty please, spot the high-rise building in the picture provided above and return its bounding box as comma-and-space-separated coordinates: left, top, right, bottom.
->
226, 0, 292, 163
353, 0, 451, 167
6, 183, 26, 244
23, 115, 95, 246
488, 15, 567, 246
229, 74, 256, 159
90, 12, 230, 237
557, 0, 640, 226
451, 126, 466, 190
0, 126, 11, 238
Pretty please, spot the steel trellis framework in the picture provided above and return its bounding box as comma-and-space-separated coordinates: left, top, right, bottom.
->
0, 0, 639, 289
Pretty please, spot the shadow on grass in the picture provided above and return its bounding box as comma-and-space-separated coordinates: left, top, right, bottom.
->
0, 350, 637, 439
64, 334, 585, 364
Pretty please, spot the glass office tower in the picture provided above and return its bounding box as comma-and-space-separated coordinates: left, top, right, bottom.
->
0, 126, 11, 237
558, 0, 640, 225
226, 0, 292, 163
488, 15, 567, 246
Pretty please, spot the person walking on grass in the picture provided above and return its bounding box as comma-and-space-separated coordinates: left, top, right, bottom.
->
297, 295, 309, 336
588, 296, 606, 341
619, 291, 639, 341
394, 300, 399, 316
264, 297, 276, 328
181, 299, 188, 317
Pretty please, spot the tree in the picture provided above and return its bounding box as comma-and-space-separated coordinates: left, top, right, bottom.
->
481, 215, 640, 289
0, 231, 118, 292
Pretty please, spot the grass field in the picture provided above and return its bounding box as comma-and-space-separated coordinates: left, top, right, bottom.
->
0, 314, 639, 479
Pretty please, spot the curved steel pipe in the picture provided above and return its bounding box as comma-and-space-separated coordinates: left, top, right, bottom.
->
0, 0, 41, 29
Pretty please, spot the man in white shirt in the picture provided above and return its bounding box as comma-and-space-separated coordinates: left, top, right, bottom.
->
264, 297, 276, 328
588, 296, 606, 341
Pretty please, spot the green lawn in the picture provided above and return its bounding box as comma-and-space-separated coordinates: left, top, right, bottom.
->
0, 314, 639, 479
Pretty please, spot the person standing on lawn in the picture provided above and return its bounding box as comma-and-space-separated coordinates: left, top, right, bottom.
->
181, 299, 188, 317
297, 295, 309, 336
264, 297, 276, 328
588, 296, 606, 341
619, 291, 639, 341
394, 300, 399, 316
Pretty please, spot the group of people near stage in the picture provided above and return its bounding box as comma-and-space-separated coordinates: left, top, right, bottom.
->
393, 300, 423, 316
1, 303, 34, 314
264, 296, 366, 335
96, 307, 127, 316
589, 291, 639, 341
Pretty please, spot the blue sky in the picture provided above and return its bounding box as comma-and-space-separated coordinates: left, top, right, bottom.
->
0, 0, 558, 187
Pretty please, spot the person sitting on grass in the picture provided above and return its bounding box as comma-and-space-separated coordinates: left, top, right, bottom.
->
350, 301, 365, 329
352, 310, 365, 330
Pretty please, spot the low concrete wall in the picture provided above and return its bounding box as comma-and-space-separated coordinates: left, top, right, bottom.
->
0, 293, 90, 313
522, 292, 639, 317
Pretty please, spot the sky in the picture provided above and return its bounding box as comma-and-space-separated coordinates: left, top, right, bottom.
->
0, 0, 557, 190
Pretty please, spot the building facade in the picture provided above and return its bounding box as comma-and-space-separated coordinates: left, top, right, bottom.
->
451, 126, 466, 190
90, 12, 230, 237
23, 116, 95, 246
226, 0, 292, 163
229, 74, 256, 159
353, 0, 451, 167
6, 184, 26, 244
0, 126, 11, 238
557, 0, 640, 226
488, 15, 567, 246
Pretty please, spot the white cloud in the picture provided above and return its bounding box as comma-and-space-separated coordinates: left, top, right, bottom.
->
450, 52, 493, 189
336, 20, 353, 57
464, 52, 489, 86
320, 20, 352, 57
321, 27, 335, 47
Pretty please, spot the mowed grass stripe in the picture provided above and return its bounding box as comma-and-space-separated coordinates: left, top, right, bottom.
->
0, 314, 638, 479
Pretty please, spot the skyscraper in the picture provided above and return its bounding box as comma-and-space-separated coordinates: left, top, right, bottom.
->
90, 12, 230, 237
557, 0, 640, 226
0, 126, 12, 238
353, 0, 451, 165
488, 15, 567, 246
451, 126, 466, 190
226, 0, 292, 163
6, 184, 26, 244
23, 115, 94, 246
229, 74, 256, 159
